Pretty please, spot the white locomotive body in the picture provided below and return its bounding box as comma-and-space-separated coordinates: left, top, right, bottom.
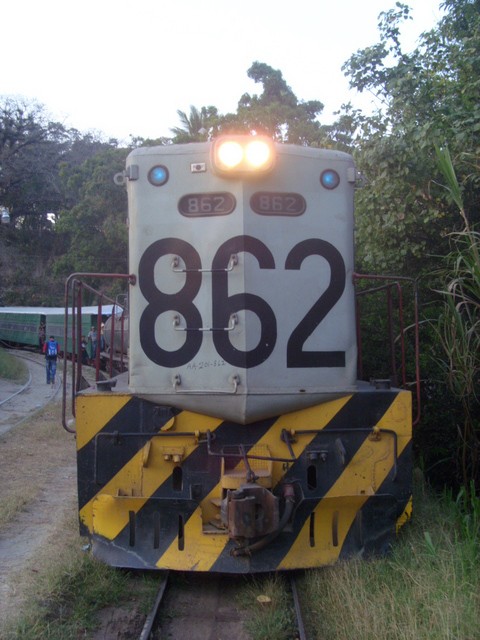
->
127, 139, 357, 423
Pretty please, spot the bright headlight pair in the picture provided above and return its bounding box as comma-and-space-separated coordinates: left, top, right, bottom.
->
212, 136, 275, 174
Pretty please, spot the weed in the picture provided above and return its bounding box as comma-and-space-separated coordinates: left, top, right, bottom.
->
0, 347, 29, 383
3, 549, 159, 639
299, 483, 480, 640
0, 490, 32, 528
423, 530, 436, 556
237, 573, 297, 640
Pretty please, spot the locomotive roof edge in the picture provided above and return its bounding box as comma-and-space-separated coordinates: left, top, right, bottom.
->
0, 305, 115, 315
126, 140, 354, 161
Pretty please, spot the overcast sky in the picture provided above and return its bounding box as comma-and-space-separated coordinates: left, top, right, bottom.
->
3, 0, 444, 142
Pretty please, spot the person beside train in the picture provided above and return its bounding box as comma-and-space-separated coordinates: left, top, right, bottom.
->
81, 336, 88, 365
87, 326, 97, 363
100, 322, 105, 352
38, 322, 46, 350
43, 335, 59, 387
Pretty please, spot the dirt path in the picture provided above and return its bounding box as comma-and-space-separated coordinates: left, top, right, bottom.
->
0, 353, 77, 628
0, 351, 62, 435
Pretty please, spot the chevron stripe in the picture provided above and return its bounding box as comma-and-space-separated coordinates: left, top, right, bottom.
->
77, 396, 183, 511
79, 406, 225, 535
75, 394, 132, 450
277, 391, 411, 568
77, 389, 412, 572
338, 442, 413, 559
208, 390, 408, 571
93, 416, 280, 567
155, 395, 354, 571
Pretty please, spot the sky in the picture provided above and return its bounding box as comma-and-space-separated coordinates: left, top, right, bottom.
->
3, 0, 445, 143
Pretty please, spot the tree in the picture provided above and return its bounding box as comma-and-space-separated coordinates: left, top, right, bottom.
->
54, 147, 129, 290
0, 98, 70, 231
170, 105, 219, 142
341, 0, 480, 274
339, 1, 480, 493
220, 61, 325, 145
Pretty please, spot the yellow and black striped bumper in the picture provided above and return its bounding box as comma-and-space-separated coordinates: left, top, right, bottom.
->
76, 389, 412, 572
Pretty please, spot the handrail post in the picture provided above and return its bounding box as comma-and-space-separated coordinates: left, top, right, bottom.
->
61, 272, 135, 433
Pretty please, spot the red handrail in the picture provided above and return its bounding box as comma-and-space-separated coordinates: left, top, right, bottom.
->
353, 273, 421, 427
62, 272, 135, 433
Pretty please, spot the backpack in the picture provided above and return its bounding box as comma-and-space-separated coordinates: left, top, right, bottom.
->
47, 341, 58, 357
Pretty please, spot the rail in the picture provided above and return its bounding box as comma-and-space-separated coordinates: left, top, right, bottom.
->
139, 571, 169, 640
291, 574, 308, 640
139, 571, 311, 639
0, 352, 62, 435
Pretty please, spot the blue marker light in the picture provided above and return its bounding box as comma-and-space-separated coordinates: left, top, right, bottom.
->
148, 165, 169, 186
320, 169, 340, 190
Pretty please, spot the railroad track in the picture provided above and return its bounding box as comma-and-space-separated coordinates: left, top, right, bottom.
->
0, 350, 63, 434
290, 574, 308, 640
140, 571, 309, 640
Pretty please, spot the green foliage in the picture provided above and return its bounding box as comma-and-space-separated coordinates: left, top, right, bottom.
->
170, 105, 220, 142
434, 144, 464, 213
431, 147, 480, 491
219, 61, 325, 145
54, 146, 129, 288
0, 99, 127, 304
454, 481, 480, 545
0, 98, 69, 231
342, 0, 480, 275
0, 224, 58, 304
237, 573, 296, 640
337, 1, 480, 493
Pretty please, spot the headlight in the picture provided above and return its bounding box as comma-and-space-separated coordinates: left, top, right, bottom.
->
212, 136, 275, 175
245, 139, 272, 167
217, 141, 244, 169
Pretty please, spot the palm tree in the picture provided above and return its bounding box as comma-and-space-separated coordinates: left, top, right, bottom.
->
170, 105, 218, 142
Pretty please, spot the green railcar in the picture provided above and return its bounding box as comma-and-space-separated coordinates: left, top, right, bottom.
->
46, 313, 97, 355
0, 307, 113, 354
0, 311, 43, 347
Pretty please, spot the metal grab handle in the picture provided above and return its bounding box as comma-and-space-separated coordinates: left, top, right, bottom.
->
171, 254, 237, 273
173, 313, 237, 332
173, 373, 240, 394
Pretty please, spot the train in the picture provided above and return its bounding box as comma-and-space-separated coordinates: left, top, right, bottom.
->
0, 306, 114, 355
63, 135, 420, 573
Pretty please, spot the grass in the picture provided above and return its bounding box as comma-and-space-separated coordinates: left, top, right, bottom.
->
0, 489, 31, 527
0, 404, 70, 530
299, 482, 479, 640
2, 401, 478, 638
235, 480, 479, 640
237, 574, 297, 640
0, 346, 29, 383
2, 522, 160, 640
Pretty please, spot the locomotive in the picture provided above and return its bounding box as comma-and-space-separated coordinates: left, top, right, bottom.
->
64, 136, 418, 573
